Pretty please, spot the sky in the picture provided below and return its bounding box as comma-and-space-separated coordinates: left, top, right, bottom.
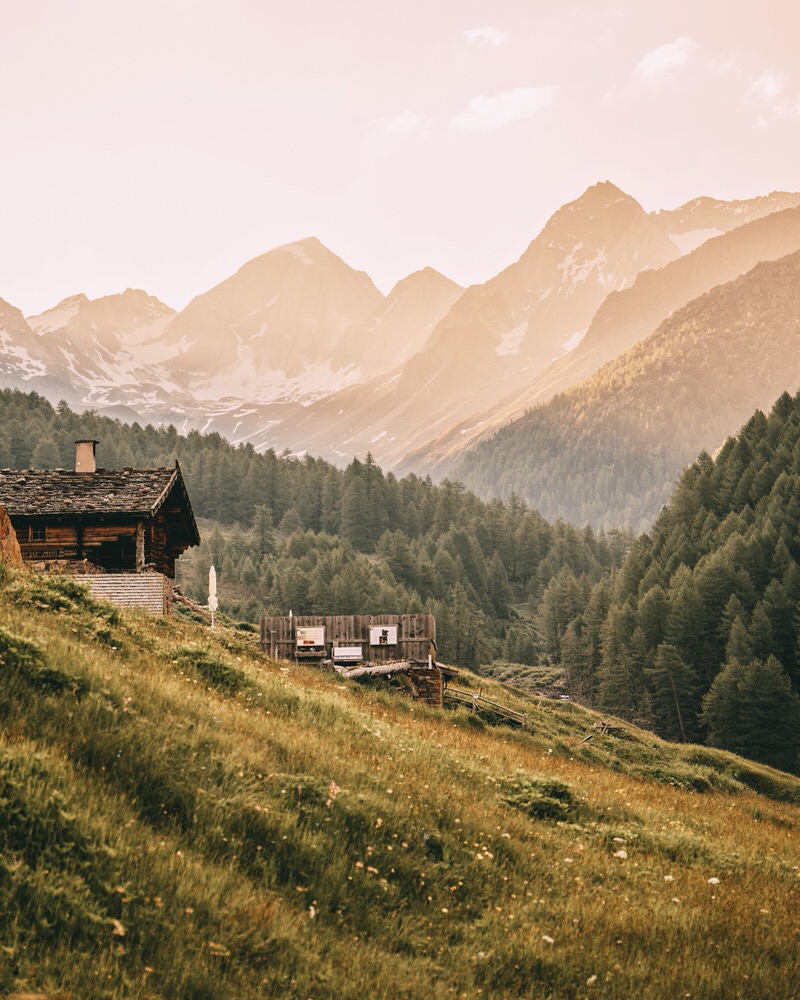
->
2, 0, 799, 315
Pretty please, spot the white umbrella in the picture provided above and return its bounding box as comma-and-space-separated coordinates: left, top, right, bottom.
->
208, 565, 218, 628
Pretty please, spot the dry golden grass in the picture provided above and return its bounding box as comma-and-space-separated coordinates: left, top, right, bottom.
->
0, 565, 798, 998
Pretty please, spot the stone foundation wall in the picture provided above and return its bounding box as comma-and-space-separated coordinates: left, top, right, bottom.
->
84, 573, 171, 616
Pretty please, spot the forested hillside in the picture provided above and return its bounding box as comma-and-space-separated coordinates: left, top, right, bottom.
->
0, 389, 630, 669
560, 391, 800, 773
455, 251, 800, 530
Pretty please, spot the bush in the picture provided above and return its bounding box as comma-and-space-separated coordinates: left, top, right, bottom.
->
500, 774, 575, 821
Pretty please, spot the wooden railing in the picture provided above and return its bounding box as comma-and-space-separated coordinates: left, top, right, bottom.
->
444, 687, 527, 726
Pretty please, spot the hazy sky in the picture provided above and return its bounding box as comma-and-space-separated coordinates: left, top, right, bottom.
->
2, 0, 799, 315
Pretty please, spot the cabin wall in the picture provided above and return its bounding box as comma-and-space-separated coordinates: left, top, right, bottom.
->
261, 613, 436, 663
11, 516, 177, 577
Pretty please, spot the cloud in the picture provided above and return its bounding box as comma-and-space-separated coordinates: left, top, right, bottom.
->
634, 37, 698, 82
747, 70, 786, 104
452, 86, 555, 131
463, 26, 508, 49
746, 70, 797, 126
372, 111, 432, 140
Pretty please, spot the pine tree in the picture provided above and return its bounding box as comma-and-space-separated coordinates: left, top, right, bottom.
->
644, 643, 698, 742
252, 505, 276, 558
486, 551, 512, 618
702, 657, 800, 773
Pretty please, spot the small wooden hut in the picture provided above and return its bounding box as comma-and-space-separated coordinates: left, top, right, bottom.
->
260, 612, 455, 706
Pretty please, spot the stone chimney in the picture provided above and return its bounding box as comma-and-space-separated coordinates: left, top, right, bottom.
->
75, 440, 99, 474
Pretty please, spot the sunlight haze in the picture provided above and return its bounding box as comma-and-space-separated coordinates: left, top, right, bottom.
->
1, 0, 798, 313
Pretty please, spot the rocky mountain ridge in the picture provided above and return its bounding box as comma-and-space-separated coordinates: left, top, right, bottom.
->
1, 183, 798, 473
404, 203, 800, 474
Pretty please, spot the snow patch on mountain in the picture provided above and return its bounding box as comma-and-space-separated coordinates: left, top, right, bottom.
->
670, 228, 725, 254
28, 298, 83, 335
0, 330, 46, 378
197, 358, 362, 405
277, 242, 315, 265
561, 329, 586, 353
557, 245, 609, 286
496, 323, 527, 357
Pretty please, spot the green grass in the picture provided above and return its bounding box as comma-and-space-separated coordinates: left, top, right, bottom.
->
0, 565, 799, 998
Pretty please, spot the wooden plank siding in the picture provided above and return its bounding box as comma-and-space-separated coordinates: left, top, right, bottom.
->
260, 613, 455, 708
261, 613, 436, 664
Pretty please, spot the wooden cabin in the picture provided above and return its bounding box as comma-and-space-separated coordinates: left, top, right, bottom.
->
0, 440, 200, 614
260, 612, 456, 706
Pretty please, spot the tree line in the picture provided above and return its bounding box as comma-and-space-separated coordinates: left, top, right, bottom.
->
0, 389, 630, 669
6, 386, 798, 773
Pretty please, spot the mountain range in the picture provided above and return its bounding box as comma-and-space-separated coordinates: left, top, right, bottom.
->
454, 249, 800, 529
2, 182, 800, 528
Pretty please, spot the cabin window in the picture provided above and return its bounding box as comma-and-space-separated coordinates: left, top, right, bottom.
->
30, 525, 46, 542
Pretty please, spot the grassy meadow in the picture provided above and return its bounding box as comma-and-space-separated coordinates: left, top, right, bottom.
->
0, 563, 798, 999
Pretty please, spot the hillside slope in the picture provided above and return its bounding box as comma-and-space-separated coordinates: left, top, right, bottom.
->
1, 565, 799, 998
455, 250, 800, 530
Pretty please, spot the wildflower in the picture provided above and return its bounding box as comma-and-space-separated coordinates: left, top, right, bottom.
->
542, 935, 555, 944
613, 849, 628, 859
664, 875, 674, 882
326, 780, 341, 808
112, 919, 126, 937
587, 975, 598, 986
309, 906, 316, 919
708, 877, 720, 885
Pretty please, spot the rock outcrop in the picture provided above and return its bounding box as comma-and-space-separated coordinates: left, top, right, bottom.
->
0, 504, 22, 568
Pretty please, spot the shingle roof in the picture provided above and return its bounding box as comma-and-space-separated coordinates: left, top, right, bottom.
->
0, 466, 183, 519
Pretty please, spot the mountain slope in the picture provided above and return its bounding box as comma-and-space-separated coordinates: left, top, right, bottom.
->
158, 237, 384, 401
23, 289, 177, 411
1, 565, 798, 998
258, 182, 680, 466
407, 204, 800, 473
454, 250, 800, 530
337, 266, 464, 380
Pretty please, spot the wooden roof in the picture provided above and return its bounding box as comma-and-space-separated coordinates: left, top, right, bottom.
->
0, 464, 200, 545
